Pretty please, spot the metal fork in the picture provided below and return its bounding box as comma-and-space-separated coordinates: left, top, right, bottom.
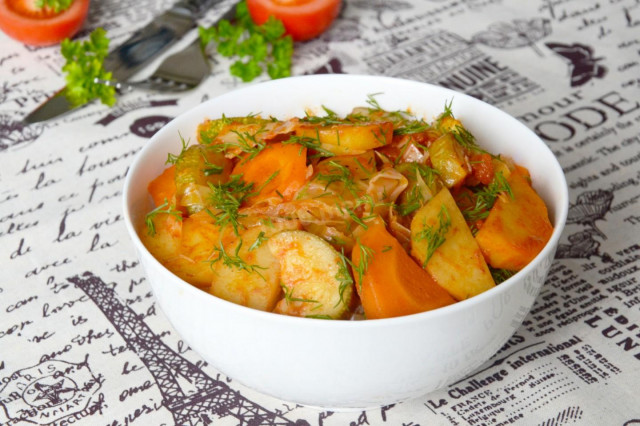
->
95, 36, 210, 93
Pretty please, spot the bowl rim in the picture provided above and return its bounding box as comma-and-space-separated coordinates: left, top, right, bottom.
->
122, 73, 569, 329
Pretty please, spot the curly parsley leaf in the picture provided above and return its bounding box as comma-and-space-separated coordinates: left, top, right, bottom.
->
61, 28, 116, 107
198, 0, 293, 82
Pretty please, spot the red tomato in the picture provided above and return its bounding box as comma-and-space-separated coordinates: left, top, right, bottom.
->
0, 0, 90, 46
246, 0, 341, 42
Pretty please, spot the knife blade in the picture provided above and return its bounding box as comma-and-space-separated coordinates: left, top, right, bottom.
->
23, 0, 222, 124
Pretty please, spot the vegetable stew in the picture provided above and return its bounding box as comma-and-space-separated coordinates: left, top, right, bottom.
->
139, 99, 553, 320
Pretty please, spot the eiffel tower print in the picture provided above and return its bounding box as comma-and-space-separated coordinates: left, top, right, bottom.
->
68, 271, 309, 426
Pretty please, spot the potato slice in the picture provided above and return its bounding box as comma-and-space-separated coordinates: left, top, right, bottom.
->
164, 210, 221, 288
294, 122, 393, 155
411, 188, 495, 300
268, 230, 353, 319
475, 172, 553, 270
139, 213, 182, 264
210, 220, 301, 311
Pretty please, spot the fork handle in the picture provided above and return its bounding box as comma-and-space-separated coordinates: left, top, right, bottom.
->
93, 78, 134, 94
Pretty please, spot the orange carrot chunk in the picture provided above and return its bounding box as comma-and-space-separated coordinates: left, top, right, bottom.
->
352, 220, 455, 319
147, 165, 177, 207
475, 172, 553, 271
231, 142, 308, 206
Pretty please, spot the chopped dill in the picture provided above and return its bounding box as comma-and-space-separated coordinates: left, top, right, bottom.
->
315, 161, 358, 195
166, 134, 190, 165
209, 240, 267, 279
365, 93, 384, 111
283, 133, 335, 158
334, 250, 354, 308
144, 198, 182, 236
490, 267, 516, 284
301, 105, 344, 126
281, 283, 319, 304
452, 124, 488, 155
436, 99, 454, 127
206, 175, 254, 235
201, 151, 224, 176
248, 231, 267, 251
461, 171, 513, 229
414, 204, 451, 266
394, 119, 431, 135
352, 243, 374, 291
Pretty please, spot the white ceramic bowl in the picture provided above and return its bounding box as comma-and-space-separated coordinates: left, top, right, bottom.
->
123, 75, 568, 409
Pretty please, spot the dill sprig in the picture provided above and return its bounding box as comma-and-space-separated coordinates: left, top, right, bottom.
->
490, 267, 516, 284
206, 175, 254, 234
451, 125, 488, 155
334, 250, 354, 308
281, 283, 319, 304
394, 119, 431, 135
210, 240, 267, 279
144, 199, 182, 236
396, 163, 439, 216
301, 105, 345, 126
461, 171, 513, 229
414, 204, 451, 266
397, 185, 424, 216
283, 133, 335, 158
436, 99, 454, 128
202, 152, 224, 176
166, 134, 190, 165
248, 231, 267, 251
365, 93, 384, 111
208, 124, 268, 161
352, 243, 374, 291
315, 161, 358, 195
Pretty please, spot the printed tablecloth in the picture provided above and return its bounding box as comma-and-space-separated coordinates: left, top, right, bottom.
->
1, 0, 639, 425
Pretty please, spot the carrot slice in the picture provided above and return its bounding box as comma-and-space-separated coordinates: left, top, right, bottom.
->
352, 220, 455, 319
148, 165, 176, 207
232, 142, 308, 206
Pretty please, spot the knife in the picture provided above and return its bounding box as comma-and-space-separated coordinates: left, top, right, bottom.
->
23, 0, 221, 124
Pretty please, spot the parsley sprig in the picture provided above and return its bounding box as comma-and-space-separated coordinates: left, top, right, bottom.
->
199, 1, 293, 82
61, 28, 116, 107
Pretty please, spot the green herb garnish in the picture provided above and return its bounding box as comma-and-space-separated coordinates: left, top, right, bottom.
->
352, 243, 374, 290
210, 240, 267, 278
335, 250, 354, 308
490, 267, 516, 284
461, 171, 513, 231
199, 1, 293, 82
248, 231, 267, 251
414, 204, 451, 266
61, 28, 116, 107
283, 133, 336, 158
281, 283, 319, 304
206, 175, 254, 234
166, 135, 190, 165
144, 199, 182, 236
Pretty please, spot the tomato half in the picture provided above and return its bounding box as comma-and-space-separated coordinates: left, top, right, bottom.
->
246, 0, 341, 42
0, 0, 90, 46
